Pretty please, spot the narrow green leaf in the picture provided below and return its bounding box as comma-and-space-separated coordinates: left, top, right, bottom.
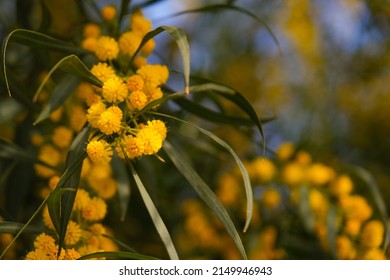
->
131, 26, 190, 93
78, 251, 160, 260
111, 153, 131, 221
162, 4, 282, 55
119, 0, 132, 25
34, 75, 80, 125
38, 0, 52, 33
128, 162, 179, 260
2, 29, 87, 96
0, 221, 44, 234
0, 138, 35, 161
326, 205, 337, 259
163, 141, 247, 259
34, 54, 103, 103
47, 126, 89, 255
153, 112, 253, 232
298, 186, 315, 233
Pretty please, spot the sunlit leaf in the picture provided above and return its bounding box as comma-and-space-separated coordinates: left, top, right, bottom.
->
131, 25, 190, 93
78, 251, 160, 260
128, 162, 179, 260
163, 140, 247, 259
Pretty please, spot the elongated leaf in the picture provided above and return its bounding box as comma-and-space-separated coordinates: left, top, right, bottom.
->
0, 138, 35, 161
38, 0, 52, 33
34, 75, 80, 125
34, 54, 102, 103
78, 251, 160, 260
153, 112, 253, 232
182, 81, 267, 154
119, 0, 132, 25
129, 162, 179, 260
131, 26, 190, 93
326, 205, 337, 259
298, 186, 315, 232
162, 4, 282, 55
0, 221, 44, 234
163, 141, 247, 259
47, 126, 89, 255
2, 29, 87, 96
111, 154, 131, 221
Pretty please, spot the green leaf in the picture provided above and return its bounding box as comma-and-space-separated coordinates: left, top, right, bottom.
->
326, 205, 337, 259
34, 75, 80, 125
128, 162, 179, 260
0, 221, 44, 234
163, 140, 247, 259
38, 0, 52, 33
119, 0, 132, 25
0, 138, 35, 161
47, 126, 89, 255
111, 153, 131, 221
298, 186, 315, 232
78, 251, 160, 260
34, 54, 103, 102
163, 4, 282, 55
131, 26, 190, 93
2, 29, 87, 96
153, 112, 253, 232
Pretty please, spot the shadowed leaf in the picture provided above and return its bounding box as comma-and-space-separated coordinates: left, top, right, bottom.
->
79, 251, 160, 260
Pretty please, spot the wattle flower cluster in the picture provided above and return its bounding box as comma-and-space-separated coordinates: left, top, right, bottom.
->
80, 8, 170, 164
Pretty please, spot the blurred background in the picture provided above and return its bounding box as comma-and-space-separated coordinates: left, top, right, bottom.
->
1, 0, 389, 259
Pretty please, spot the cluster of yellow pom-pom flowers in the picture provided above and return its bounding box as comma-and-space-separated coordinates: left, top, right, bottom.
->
81, 7, 170, 164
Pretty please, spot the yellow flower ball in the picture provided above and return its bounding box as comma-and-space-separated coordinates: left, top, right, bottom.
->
342, 195, 372, 222
146, 120, 167, 140
126, 74, 144, 91
102, 76, 128, 103
130, 11, 152, 35
91, 62, 116, 83
117, 134, 145, 159
82, 196, 107, 221
250, 157, 276, 184
336, 235, 355, 259
52, 125, 73, 148
261, 188, 281, 208
83, 23, 101, 38
281, 162, 305, 186
216, 173, 240, 206
345, 218, 361, 237
101, 5, 116, 21
64, 221, 82, 246
295, 150, 312, 166
136, 64, 169, 87
136, 126, 163, 155
86, 139, 113, 164
361, 220, 384, 249
276, 142, 295, 161
97, 106, 123, 135
69, 105, 87, 132
141, 38, 155, 56
95, 36, 119, 61
87, 101, 106, 128
81, 37, 98, 52
63, 249, 81, 260
330, 174, 354, 198
128, 90, 148, 110
307, 163, 335, 186
119, 31, 142, 57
